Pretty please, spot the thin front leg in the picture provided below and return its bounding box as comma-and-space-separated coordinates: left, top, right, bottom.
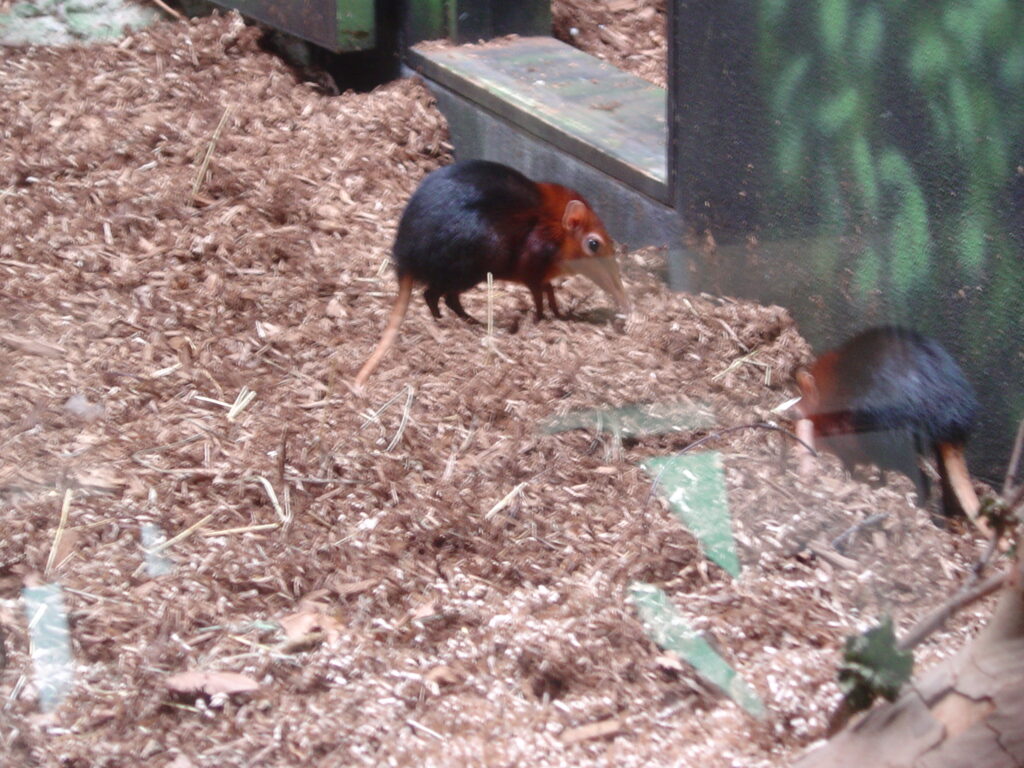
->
423, 286, 443, 319
528, 283, 546, 320
544, 284, 562, 319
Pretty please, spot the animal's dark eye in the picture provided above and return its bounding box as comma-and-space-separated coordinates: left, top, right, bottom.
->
586, 237, 601, 254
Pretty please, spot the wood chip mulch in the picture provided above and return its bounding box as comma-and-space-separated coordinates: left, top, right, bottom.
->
0, 12, 992, 768
553, 0, 667, 87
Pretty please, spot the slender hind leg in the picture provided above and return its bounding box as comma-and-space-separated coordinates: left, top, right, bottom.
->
902, 454, 931, 507
936, 442, 980, 519
423, 286, 443, 319
544, 284, 562, 319
444, 292, 478, 323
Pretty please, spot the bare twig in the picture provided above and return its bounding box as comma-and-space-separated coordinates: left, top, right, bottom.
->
831, 513, 889, 553
226, 386, 256, 421
645, 422, 817, 505
676, 422, 817, 457
486, 271, 494, 338
131, 433, 204, 460
149, 0, 185, 22
145, 513, 215, 555
406, 718, 444, 741
712, 349, 766, 382
252, 475, 289, 524
804, 541, 858, 571
191, 106, 233, 202
897, 570, 1006, 651
360, 387, 407, 427
386, 386, 415, 452
972, 527, 1002, 577
44, 489, 73, 577
714, 318, 750, 352
0, 333, 65, 359
202, 523, 281, 537
1008, 483, 1024, 517
277, 429, 290, 487
561, 718, 622, 744
484, 482, 526, 520
1003, 418, 1024, 497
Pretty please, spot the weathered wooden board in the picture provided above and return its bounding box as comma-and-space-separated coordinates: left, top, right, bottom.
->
408, 37, 668, 202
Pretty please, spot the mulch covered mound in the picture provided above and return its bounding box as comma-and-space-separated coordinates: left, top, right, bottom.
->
0, 13, 990, 768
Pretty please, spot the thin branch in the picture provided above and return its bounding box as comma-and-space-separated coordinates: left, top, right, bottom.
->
897, 570, 1006, 651
831, 513, 889, 553
675, 422, 818, 457
191, 106, 233, 202
277, 429, 290, 487
1003, 418, 1024, 497
44, 489, 73, 577
386, 386, 415, 452
149, 0, 186, 22
252, 475, 289, 524
645, 422, 817, 505
145, 513, 214, 555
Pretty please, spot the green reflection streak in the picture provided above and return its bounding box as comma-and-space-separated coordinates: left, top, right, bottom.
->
22, 583, 75, 712
850, 133, 879, 214
852, 4, 884, 70
629, 583, 767, 719
642, 451, 740, 579
879, 147, 931, 298
853, 246, 882, 300
819, 0, 850, 60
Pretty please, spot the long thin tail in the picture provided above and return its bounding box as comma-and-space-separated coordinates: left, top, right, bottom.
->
353, 274, 414, 388
936, 441, 980, 520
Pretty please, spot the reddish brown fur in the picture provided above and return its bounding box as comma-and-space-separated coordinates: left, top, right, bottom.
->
534, 182, 613, 277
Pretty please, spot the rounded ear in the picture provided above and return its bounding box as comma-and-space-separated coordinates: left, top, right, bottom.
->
561, 200, 587, 232
794, 368, 819, 415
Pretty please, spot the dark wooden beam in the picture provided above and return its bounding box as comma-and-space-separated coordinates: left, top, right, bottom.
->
209, 0, 376, 51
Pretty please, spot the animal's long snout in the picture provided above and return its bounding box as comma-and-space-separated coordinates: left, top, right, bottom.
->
563, 256, 630, 314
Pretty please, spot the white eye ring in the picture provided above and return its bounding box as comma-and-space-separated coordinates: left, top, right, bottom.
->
585, 236, 601, 254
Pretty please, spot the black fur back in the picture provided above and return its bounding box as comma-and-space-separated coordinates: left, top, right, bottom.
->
392, 160, 541, 292
826, 326, 977, 445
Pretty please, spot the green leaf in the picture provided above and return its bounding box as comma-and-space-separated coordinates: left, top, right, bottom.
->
838, 616, 913, 714
629, 583, 766, 719
642, 451, 740, 578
